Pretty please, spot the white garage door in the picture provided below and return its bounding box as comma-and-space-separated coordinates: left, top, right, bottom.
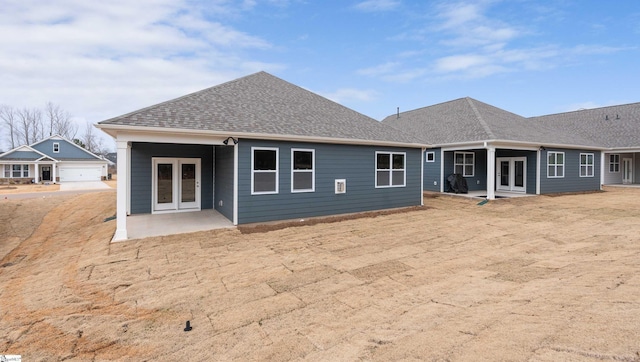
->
59, 167, 102, 182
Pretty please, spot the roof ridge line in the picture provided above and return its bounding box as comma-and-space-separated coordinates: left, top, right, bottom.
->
466, 98, 496, 139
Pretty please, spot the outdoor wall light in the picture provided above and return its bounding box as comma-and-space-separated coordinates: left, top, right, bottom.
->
223, 137, 238, 145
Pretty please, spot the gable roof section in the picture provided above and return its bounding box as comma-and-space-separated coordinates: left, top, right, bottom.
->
30, 135, 105, 161
98, 72, 424, 147
529, 102, 640, 148
383, 97, 607, 148
0, 145, 52, 161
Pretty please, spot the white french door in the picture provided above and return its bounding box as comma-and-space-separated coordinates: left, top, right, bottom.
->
152, 158, 201, 213
622, 158, 633, 184
496, 157, 526, 192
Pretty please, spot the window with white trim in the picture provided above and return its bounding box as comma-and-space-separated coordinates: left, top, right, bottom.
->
251, 147, 278, 194
547, 151, 564, 178
580, 153, 594, 177
53, 142, 60, 153
609, 154, 620, 173
376, 152, 405, 187
10, 164, 29, 178
426, 151, 435, 162
3, 165, 9, 178
454, 152, 474, 177
291, 149, 314, 192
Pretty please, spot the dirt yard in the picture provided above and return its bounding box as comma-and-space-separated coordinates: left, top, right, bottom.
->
1, 188, 640, 361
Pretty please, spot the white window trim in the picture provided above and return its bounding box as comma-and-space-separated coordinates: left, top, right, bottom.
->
6, 164, 30, 178
426, 151, 435, 163
53, 142, 60, 153
580, 153, 594, 177
375, 151, 406, 188
291, 148, 315, 193
454, 151, 475, 177
547, 151, 565, 178
609, 154, 620, 173
251, 147, 279, 195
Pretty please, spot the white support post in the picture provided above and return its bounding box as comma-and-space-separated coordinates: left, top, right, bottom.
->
52, 163, 57, 183
439, 148, 445, 193
486, 146, 496, 200
536, 149, 541, 195
600, 152, 606, 190
232, 143, 239, 225
34, 164, 39, 183
112, 140, 129, 242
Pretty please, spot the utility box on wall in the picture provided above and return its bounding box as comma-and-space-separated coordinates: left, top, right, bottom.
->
335, 179, 346, 194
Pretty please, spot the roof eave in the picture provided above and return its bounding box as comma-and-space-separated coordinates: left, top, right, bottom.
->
95, 124, 429, 149
432, 139, 604, 151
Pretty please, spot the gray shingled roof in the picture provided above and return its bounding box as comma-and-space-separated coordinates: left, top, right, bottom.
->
529, 102, 640, 148
383, 97, 637, 148
99, 72, 423, 146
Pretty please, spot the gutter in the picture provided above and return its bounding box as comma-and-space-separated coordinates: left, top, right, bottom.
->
95, 124, 430, 149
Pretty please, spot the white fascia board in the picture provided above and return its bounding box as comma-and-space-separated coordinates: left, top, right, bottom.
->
96, 124, 429, 149
605, 147, 640, 153
437, 139, 604, 151
57, 160, 108, 165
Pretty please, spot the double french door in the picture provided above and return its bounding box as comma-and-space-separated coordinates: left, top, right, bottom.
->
152, 158, 201, 213
496, 157, 526, 192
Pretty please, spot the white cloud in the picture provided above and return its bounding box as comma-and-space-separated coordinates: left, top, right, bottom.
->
0, 0, 283, 149
353, 0, 401, 12
357, 62, 401, 77
321, 88, 379, 103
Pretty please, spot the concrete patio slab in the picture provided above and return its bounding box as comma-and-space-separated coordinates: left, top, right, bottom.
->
126, 209, 234, 240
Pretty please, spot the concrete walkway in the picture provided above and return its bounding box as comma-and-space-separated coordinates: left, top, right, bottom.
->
59, 181, 111, 191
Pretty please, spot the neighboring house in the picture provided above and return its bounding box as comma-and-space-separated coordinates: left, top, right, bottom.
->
97, 72, 426, 242
0, 135, 109, 184
382, 98, 640, 199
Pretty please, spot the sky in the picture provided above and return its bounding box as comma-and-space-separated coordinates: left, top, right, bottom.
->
1, 0, 639, 151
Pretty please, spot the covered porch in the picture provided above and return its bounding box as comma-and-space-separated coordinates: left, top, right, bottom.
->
440, 142, 540, 200
602, 151, 640, 186
109, 132, 238, 242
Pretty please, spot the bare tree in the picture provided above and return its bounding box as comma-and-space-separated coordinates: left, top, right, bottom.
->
0, 105, 18, 149
81, 121, 106, 154
45, 102, 78, 140
15, 107, 44, 145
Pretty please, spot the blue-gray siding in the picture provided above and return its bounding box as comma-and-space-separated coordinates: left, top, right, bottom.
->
214, 146, 234, 220
32, 139, 98, 160
442, 149, 487, 192
540, 149, 601, 193
130, 143, 214, 214
423, 148, 441, 192
237, 139, 422, 224
0, 150, 41, 160
496, 149, 537, 194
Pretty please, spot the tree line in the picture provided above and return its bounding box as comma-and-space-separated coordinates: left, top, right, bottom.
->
0, 102, 109, 154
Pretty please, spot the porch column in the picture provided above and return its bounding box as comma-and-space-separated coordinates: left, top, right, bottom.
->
112, 140, 129, 242
486, 146, 496, 200
52, 163, 57, 183
600, 152, 606, 190
34, 164, 39, 183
